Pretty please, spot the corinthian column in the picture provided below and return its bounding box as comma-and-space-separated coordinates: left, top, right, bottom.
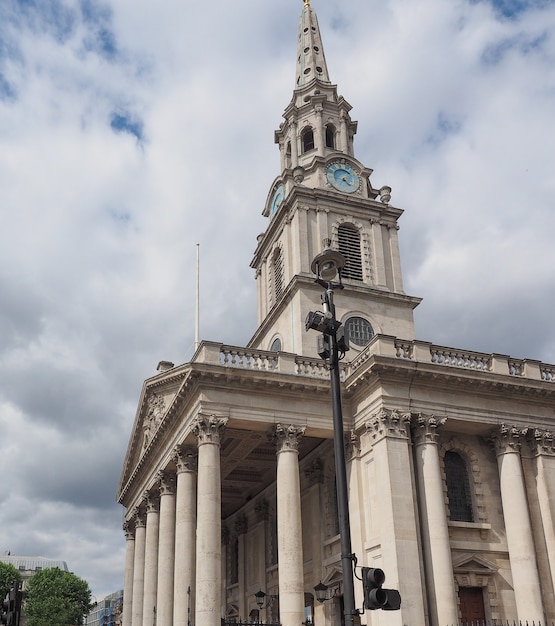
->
273, 423, 305, 626
413, 414, 458, 626
122, 521, 135, 626
156, 471, 177, 626
174, 446, 198, 626
193, 414, 228, 626
143, 491, 160, 626
531, 429, 555, 599
493, 424, 544, 623
365, 409, 426, 626
132, 507, 147, 626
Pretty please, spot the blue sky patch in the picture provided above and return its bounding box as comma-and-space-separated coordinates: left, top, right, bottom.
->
110, 112, 144, 142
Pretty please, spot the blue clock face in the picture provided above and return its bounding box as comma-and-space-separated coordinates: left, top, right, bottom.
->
270, 184, 285, 217
326, 162, 360, 193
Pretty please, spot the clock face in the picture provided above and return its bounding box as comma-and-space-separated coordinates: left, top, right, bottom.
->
326, 162, 360, 193
270, 184, 285, 217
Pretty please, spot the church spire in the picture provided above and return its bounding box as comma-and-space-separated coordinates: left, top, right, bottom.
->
296, 0, 331, 89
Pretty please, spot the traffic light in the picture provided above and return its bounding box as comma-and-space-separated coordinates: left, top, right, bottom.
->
361, 567, 401, 611
0, 582, 22, 626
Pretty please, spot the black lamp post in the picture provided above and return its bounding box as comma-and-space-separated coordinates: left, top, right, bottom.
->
305, 246, 356, 626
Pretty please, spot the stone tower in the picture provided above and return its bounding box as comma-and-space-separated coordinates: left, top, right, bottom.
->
249, 0, 421, 358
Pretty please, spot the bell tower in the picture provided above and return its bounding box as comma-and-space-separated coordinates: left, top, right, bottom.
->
249, 0, 421, 358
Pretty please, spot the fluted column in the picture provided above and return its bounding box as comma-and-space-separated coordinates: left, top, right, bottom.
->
174, 446, 198, 626
143, 491, 160, 626
156, 471, 177, 626
122, 521, 135, 626
493, 424, 545, 623
193, 414, 228, 626
132, 507, 147, 626
413, 414, 458, 626
531, 429, 555, 603
273, 423, 305, 626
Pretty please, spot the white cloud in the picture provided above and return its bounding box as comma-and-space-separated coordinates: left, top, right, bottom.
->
1, 0, 555, 600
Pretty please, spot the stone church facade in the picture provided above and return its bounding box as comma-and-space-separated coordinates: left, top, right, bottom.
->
117, 3, 555, 626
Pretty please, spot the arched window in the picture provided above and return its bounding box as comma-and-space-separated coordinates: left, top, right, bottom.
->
325, 124, 336, 149
285, 141, 292, 168
270, 337, 282, 352
337, 223, 363, 280
444, 451, 474, 522
272, 248, 285, 304
301, 127, 315, 153
344, 317, 374, 347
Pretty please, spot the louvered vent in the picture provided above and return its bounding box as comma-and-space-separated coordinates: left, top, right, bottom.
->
273, 249, 285, 303
338, 224, 363, 280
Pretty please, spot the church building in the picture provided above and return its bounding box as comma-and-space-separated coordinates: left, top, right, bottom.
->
117, 2, 555, 626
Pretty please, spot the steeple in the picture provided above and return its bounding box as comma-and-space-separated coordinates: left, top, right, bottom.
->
296, 0, 331, 90
249, 1, 420, 358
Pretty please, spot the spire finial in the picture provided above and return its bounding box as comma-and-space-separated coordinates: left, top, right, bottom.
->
304, 0, 310, 7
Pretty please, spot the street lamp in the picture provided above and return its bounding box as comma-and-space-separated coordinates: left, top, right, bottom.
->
305, 245, 356, 626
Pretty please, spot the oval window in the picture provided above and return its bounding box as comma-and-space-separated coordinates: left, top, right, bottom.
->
344, 317, 374, 347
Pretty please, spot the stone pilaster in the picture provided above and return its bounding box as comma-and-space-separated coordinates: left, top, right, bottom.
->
156, 471, 177, 626
173, 446, 198, 626
365, 409, 426, 626
273, 424, 305, 626
122, 520, 135, 626
493, 424, 545, 623
143, 490, 160, 626
412, 413, 459, 626
193, 414, 227, 626
131, 507, 147, 626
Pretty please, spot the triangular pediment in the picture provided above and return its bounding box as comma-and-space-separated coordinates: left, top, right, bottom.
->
452, 554, 498, 573
117, 365, 190, 503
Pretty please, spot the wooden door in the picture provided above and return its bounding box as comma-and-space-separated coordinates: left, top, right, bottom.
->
458, 586, 486, 624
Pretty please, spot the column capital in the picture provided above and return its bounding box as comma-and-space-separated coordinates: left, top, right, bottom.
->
491, 423, 528, 455
157, 470, 177, 496
272, 423, 305, 453
255, 498, 270, 522
192, 413, 228, 445
412, 413, 446, 445
133, 506, 146, 528
304, 457, 324, 486
235, 513, 248, 535
144, 490, 160, 513
530, 428, 555, 456
173, 445, 198, 473
123, 520, 135, 540
366, 408, 411, 442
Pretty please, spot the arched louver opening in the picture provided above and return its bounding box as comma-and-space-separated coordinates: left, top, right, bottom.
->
302, 127, 315, 153
273, 248, 285, 304
338, 223, 363, 280
325, 124, 336, 149
444, 451, 474, 522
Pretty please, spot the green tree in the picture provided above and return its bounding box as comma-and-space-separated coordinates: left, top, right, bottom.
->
25, 567, 93, 626
0, 561, 22, 600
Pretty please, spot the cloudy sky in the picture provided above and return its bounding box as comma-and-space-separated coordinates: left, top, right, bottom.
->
1, 0, 554, 601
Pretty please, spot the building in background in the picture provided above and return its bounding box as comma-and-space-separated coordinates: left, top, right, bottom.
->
0, 554, 69, 585
85, 590, 124, 626
117, 2, 555, 626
